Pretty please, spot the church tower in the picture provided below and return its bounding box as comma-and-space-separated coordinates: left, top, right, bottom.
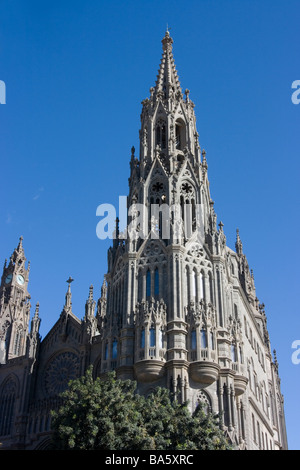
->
0, 237, 32, 364
98, 31, 288, 449
101, 30, 225, 391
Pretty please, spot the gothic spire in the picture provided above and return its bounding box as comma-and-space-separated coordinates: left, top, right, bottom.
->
153, 30, 182, 102
85, 284, 96, 319
10, 235, 26, 266
31, 302, 41, 335
235, 228, 243, 256
101, 278, 107, 299
64, 276, 74, 310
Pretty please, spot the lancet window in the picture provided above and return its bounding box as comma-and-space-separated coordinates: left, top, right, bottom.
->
180, 181, 196, 236
156, 120, 167, 150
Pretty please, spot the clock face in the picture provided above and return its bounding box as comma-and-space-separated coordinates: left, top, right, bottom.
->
16, 274, 25, 285
5, 274, 12, 284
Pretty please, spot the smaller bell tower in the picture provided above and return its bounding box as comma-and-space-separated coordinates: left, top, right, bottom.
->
0, 237, 31, 363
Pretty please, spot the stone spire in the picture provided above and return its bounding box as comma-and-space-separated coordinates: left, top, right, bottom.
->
235, 228, 243, 256
153, 30, 182, 103
31, 302, 41, 334
8, 235, 26, 269
85, 285, 96, 319
64, 276, 74, 311
28, 302, 41, 360
83, 285, 97, 343
101, 278, 107, 299
60, 277, 74, 339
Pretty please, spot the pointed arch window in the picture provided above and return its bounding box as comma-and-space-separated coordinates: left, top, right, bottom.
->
156, 121, 167, 149
180, 181, 196, 236
138, 269, 143, 302
146, 270, 151, 298
0, 378, 16, 436
199, 271, 204, 300
176, 123, 181, 149
175, 119, 186, 150
191, 198, 196, 231
239, 346, 244, 364
156, 125, 160, 147
154, 268, 159, 297
192, 270, 197, 298
185, 265, 190, 302
200, 329, 207, 348
191, 330, 196, 350
208, 271, 214, 304
231, 344, 237, 363
13, 329, 22, 356
149, 327, 156, 348
161, 125, 166, 149
112, 340, 118, 359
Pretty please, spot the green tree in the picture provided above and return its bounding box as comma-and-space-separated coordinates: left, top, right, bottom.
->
139, 387, 230, 450
51, 367, 231, 450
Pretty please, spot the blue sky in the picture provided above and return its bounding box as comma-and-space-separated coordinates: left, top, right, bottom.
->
0, 0, 299, 449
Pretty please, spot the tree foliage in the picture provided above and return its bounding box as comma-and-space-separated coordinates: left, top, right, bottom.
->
51, 367, 231, 450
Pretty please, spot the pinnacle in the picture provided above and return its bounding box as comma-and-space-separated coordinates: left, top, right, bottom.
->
64, 276, 74, 309
153, 31, 182, 101
235, 228, 243, 256
162, 29, 173, 51
9, 235, 26, 266
17, 235, 24, 253
88, 284, 94, 300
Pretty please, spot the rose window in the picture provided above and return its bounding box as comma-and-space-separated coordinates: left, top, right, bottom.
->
44, 352, 80, 396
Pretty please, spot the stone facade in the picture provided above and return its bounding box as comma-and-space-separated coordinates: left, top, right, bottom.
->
0, 32, 288, 450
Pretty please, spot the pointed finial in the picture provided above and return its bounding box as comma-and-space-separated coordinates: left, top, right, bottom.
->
101, 278, 107, 299
34, 302, 40, 317
273, 349, 279, 371
30, 301, 41, 336
17, 235, 24, 254
162, 28, 173, 51
201, 149, 208, 170
235, 228, 243, 256
88, 284, 94, 300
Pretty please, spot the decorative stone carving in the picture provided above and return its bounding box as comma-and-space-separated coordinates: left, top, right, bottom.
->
43, 352, 80, 397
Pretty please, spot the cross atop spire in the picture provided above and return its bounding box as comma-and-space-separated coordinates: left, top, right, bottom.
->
65, 277, 74, 310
